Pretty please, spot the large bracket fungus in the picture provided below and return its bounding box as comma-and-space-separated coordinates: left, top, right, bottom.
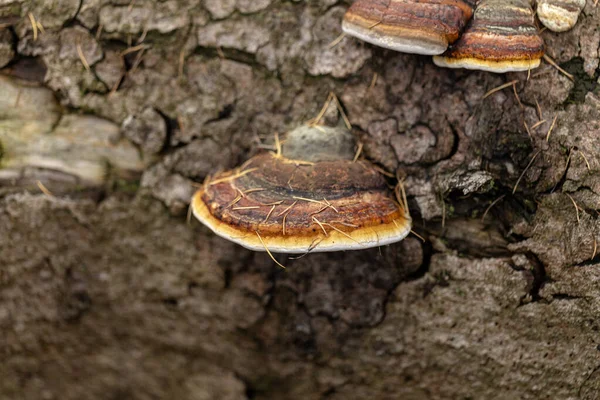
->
191, 125, 412, 254
340, 0, 476, 55
342, 0, 585, 72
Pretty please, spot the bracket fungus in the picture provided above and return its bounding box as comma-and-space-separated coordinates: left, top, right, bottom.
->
537, 0, 586, 32
433, 0, 544, 73
342, 0, 585, 72
341, 0, 476, 55
191, 125, 412, 254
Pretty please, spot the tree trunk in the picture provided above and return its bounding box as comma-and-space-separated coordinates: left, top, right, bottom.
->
1, 0, 600, 399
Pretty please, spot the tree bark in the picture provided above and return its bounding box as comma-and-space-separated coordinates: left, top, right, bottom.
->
1, 0, 600, 399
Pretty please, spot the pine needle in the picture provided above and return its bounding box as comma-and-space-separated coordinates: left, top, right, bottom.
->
565, 193, 581, 224
579, 151, 591, 171
120, 43, 150, 56
483, 80, 519, 99
410, 229, 426, 242
178, 49, 185, 79
260, 200, 284, 206
282, 212, 290, 235
177, 115, 185, 135
441, 197, 446, 228
311, 204, 330, 216
481, 195, 506, 222
289, 238, 323, 259
513, 150, 541, 194
551, 147, 574, 193
353, 142, 363, 162
323, 222, 359, 243
244, 188, 266, 195
367, 72, 378, 92
255, 231, 286, 269
512, 81, 522, 107
322, 198, 339, 213
109, 73, 124, 97
36, 180, 54, 197
130, 47, 146, 73
524, 121, 532, 139
535, 97, 543, 120
329, 220, 359, 228
77, 42, 91, 72
308, 92, 333, 126
332, 92, 352, 130
308, 92, 352, 130
543, 54, 574, 81
186, 203, 193, 225
373, 165, 395, 178
277, 201, 298, 217
531, 119, 546, 130
394, 181, 410, 216
274, 132, 282, 157
545, 114, 558, 142
96, 23, 103, 40
209, 168, 258, 185
137, 25, 148, 44
263, 204, 276, 223
292, 196, 327, 206
312, 216, 328, 236
28, 13, 38, 41
367, 20, 382, 29
279, 201, 298, 236
327, 32, 346, 49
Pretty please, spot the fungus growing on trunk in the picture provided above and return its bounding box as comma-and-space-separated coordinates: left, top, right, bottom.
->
537, 0, 586, 32
341, 0, 583, 72
342, 0, 475, 55
191, 125, 411, 254
433, 0, 544, 73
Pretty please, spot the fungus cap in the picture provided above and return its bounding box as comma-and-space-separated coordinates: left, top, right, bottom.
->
537, 0, 586, 32
191, 125, 411, 254
433, 0, 544, 73
342, 0, 475, 55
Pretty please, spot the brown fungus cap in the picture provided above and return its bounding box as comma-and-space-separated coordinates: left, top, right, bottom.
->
342, 0, 475, 55
191, 125, 411, 254
433, 0, 545, 73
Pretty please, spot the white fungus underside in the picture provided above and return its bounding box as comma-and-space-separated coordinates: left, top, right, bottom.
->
342, 20, 447, 55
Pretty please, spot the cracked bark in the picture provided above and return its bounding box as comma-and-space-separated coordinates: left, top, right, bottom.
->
1, 0, 600, 399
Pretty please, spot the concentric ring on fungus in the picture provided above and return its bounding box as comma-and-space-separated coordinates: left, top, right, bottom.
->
342, 0, 584, 73
433, 0, 545, 73
342, 0, 476, 55
191, 125, 412, 254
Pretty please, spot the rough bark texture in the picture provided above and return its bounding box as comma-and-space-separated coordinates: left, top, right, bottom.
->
1, 0, 600, 399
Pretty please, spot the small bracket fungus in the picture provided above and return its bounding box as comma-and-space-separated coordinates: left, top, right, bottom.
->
191, 125, 412, 254
433, 0, 544, 73
537, 0, 586, 32
342, 0, 584, 73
